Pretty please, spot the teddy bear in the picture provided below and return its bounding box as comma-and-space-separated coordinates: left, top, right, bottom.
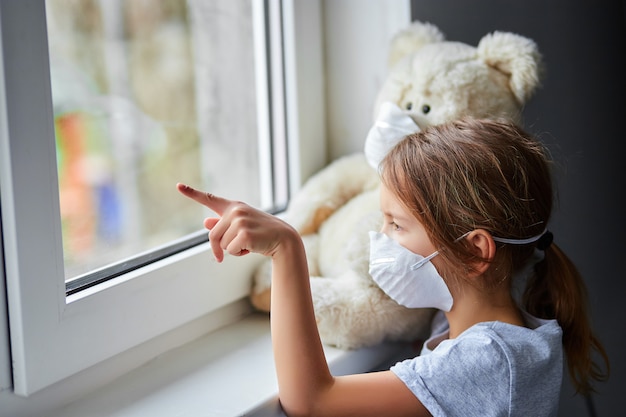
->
249, 21, 544, 349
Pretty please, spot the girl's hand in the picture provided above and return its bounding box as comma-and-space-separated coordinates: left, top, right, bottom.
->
176, 183, 296, 262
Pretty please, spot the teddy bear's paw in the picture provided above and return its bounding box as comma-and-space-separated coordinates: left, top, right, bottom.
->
250, 257, 272, 312
250, 287, 271, 312
252, 257, 272, 291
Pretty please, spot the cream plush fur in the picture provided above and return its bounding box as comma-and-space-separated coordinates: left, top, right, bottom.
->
250, 21, 544, 349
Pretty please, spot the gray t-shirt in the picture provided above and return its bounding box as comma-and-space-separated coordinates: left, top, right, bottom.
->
391, 311, 563, 417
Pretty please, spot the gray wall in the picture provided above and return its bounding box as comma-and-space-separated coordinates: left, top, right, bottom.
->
410, 1, 625, 416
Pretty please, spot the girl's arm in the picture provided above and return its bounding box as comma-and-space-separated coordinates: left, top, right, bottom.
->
176, 184, 429, 417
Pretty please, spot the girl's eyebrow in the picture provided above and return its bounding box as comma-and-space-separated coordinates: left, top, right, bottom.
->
381, 210, 398, 219
382, 210, 411, 223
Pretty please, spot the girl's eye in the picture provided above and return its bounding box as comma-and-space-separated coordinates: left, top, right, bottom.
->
390, 222, 401, 231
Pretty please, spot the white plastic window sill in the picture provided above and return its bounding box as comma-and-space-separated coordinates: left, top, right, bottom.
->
47, 312, 415, 417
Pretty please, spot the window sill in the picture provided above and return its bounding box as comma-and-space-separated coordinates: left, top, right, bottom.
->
47, 311, 416, 417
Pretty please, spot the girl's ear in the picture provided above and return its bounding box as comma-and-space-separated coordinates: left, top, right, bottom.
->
465, 229, 496, 276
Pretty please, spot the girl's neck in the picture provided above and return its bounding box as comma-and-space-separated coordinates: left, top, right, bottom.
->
445, 288, 525, 339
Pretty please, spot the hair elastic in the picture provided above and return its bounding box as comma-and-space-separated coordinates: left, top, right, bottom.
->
536, 231, 553, 251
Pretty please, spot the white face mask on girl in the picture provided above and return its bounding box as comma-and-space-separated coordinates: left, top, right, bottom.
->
368, 231, 453, 311
368, 228, 549, 311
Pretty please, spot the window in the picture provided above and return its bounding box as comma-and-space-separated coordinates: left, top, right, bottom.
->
47, 0, 269, 282
0, 0, 325, 396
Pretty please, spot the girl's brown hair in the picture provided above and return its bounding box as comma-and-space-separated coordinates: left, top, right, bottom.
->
380, 117, 609, 395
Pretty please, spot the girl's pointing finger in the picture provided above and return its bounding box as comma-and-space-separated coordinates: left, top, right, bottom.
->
176, 183, 231, 216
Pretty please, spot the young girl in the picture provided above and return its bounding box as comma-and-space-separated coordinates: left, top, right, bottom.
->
177, 117, 609, 417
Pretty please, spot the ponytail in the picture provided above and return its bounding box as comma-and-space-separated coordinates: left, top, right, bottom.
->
523, 242, 610, 395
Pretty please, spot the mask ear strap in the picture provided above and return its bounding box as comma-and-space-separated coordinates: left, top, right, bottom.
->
410, 251, 439, 270
491, 227, 548, 245
454, 231, 472, 242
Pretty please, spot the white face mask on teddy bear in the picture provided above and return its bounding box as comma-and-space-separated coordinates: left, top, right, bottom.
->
364, 102, 420, 170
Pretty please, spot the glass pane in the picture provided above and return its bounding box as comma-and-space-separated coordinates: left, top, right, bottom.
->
45, 0, 261, 280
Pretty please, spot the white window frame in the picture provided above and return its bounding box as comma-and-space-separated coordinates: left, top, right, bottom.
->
0, 0, 325, 396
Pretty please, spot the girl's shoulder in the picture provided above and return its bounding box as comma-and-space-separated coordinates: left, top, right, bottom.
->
422, 310, 562, 355
439, 312, 563, 367
422, 312, 563, 360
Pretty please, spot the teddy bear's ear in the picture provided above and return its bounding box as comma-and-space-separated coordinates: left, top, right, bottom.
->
477, 31, 544, 105
388, 21, 445, 68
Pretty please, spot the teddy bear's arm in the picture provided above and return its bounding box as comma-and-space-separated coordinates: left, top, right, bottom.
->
283, 152, 379, 235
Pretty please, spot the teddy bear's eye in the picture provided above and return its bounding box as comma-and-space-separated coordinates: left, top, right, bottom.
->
404, 102, 413, 111
422, 104, 431, 114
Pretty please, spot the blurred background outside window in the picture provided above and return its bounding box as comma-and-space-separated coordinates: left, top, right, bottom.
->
46, 0, 261, 280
